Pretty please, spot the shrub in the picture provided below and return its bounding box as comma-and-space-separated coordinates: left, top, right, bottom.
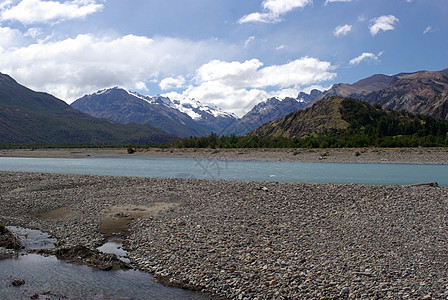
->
127, 146, 136, 154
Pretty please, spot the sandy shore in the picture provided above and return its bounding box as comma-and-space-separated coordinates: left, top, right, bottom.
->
1, 171, 448, 299
1, 147, 448, 164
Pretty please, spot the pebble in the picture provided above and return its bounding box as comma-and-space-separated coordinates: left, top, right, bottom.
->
1, 171, 448, 299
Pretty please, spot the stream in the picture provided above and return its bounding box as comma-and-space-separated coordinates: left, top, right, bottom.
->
0, 227, 208, 299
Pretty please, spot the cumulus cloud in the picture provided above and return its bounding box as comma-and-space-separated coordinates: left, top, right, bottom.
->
0, 34, 233, 101
325, 0, 351, 5
0, 26, 24, 50
0, 0, 104, 24
24, 27, 43, 38
349, 52, 382, 65
369, 15, 399, 36
0, 0, 13, 10
164, 57, 336, 116
159, 76, 186, 90
238, 0, 312, 24
333, 24, 352, 37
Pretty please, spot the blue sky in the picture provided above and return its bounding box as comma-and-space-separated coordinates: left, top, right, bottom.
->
0, 0, 446, 116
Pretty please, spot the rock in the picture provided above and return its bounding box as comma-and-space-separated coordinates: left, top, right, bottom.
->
11, 278, 25, 286
0, 225, 23, 250
34, 245, 130, 271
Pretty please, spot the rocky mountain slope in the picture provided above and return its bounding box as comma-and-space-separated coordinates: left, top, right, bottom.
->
0, 73, 173, 144
71, 88, 237, 137
251, 96, 349, 138
223, 90, 322, 136
250, 96, 448, 144
311, 68, 448, 120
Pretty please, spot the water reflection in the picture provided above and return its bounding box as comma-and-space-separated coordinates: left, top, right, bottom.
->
1, 227, 207, 299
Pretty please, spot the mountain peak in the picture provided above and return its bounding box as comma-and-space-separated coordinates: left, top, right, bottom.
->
310, 68, 448, 120
222, 93, 317, 136
0, 73, 173, 144
71, 88, 237, 137
250, 96, 350, 138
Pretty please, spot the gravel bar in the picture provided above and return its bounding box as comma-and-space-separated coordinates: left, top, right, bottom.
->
1, 147, 448, 164
1, 171, 448, 299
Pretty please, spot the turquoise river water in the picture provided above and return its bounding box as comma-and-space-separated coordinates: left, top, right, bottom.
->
0, 156, 447, 186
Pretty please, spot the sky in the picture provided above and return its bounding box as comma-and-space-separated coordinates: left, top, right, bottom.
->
0, 0, 447, 117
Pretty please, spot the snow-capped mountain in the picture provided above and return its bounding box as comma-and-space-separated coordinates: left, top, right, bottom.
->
222, 90, 322, 136
71, 87, 237, 137
126, 91, 237, 132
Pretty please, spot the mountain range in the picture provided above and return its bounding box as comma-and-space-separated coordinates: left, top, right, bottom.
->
72, 88, 319, 137
311, 68, 448, 120
71, 68, 447, 139
71, 88, 237, 138
1, 67, 447, 145
0, 73, 174, 144
222, 90, 322, 136
251, 96, 349, 138
250, 96, 448, 147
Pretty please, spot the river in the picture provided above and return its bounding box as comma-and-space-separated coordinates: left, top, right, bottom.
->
0, 156, 447, 186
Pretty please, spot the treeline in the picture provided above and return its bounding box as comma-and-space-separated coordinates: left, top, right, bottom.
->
0, 143, 163, 150
166, 99, 448, 148
166, 131, 447, 149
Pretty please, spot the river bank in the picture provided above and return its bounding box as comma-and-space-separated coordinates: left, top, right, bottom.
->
1, 171, 448, 298
1, 147, 448, 164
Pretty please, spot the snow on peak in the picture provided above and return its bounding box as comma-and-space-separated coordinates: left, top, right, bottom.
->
127, 90, 154, 104
167, 97, 236, 120
92, 87, 235, 121
92, 87, 113, 96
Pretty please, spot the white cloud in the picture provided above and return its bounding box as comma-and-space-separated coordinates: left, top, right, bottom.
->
262, 0, 311, 15
325, 0, 351, 5
357, 15, 366, 22
0, 0, 13, 10
369, 15, 399, 36
165, 57, 336, 116
159, 76, 186, 90
276, 44, 286, 50
423, 26, 437, 34
349, 52, 382, 65
0, 34, 234, 102
244, 36, 256, 47
333, 24, 352, 37
24, 27, 43, 38
238, 0, 312, 24
0, 26, 24, 51
0, 0, 104, 24
302, 84, 330, 94
238, 12, 276, 24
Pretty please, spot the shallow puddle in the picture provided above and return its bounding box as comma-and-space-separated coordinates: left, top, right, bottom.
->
1, 227, 208, 299
97, 240, 130, 264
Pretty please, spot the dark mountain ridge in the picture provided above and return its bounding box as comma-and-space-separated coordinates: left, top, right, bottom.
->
0, 73, 173, 144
